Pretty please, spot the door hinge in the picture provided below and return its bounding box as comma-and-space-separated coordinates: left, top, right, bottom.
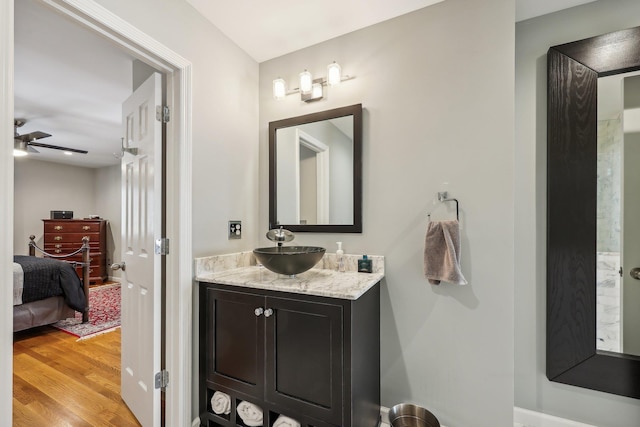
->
155, 370, 169, 389
156, 105, 170, 123
155, 238, 169, 255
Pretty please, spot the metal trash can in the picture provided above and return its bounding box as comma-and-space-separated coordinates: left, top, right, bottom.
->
388, 403, 440, 427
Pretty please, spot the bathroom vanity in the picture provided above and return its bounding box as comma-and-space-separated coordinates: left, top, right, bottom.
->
196, 255, 383, 427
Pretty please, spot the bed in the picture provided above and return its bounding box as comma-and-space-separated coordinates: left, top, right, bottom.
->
13, 235, 91, 332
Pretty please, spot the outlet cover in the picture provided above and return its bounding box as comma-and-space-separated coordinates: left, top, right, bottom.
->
228, 220, 241, 239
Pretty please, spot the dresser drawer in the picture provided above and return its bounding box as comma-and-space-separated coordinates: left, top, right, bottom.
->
44, 232, 101, 245
44, 240, 102, 251
45, 251, 102, 264
44, 221, 102, 233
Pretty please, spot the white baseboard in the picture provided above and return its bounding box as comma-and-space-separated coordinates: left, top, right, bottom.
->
514, 407, 597, 427
381, 406, 594, 427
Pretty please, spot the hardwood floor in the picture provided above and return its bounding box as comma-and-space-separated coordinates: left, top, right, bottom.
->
13, 326, 140, 426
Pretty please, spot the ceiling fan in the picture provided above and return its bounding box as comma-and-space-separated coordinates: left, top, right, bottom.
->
14, 118, 88, 155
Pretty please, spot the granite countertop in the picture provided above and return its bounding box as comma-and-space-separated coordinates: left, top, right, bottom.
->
195, 252, 384, 300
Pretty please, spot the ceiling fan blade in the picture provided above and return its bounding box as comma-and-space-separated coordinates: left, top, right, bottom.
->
15, 131, 51, 142
28, 141, 88, 154
27, 145, 39, 153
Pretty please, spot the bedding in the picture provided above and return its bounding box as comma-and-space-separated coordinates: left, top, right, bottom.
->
13, 255, 87, 313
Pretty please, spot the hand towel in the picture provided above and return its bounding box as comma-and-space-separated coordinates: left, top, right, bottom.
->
236, 400, 263, 426
210, 391, 231, 415
424, 220, 467, 285
273, 415, 301, 427
13, 262, 24, 306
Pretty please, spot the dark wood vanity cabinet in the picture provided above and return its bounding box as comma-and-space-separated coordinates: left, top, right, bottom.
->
199, 282, 380, 427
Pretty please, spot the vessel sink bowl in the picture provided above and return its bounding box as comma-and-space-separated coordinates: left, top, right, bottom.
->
253, 246, 326, 276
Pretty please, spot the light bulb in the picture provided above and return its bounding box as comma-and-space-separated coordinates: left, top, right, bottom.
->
311, 82, 323, 99
299, 70, 312, 94
273, 78, 286, 100
327, 62, 342, 86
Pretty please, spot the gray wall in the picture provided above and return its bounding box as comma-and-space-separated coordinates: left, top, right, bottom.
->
13, 159, 121, 278
515, 1, 640, 425
260, 0, 515, 425
94, 164, 121, 278
13, 158, 97, 254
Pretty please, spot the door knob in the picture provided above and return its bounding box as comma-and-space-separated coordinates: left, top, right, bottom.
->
630, 267, 640, 280
111, 262, 126, 271
264, 308, 274, 318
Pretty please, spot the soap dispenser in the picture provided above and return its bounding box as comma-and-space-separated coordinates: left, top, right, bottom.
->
336, 242, 345, 272
358, 255, 373, 273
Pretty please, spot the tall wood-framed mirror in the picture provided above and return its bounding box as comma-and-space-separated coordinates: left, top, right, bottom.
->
268, 104, 362, 233
547, 26, 640, 399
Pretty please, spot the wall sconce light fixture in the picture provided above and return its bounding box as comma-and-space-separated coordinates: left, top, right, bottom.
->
113, 137, 139, 159
273, 61, 354, 102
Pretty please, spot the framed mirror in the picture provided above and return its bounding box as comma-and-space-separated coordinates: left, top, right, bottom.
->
547, 26, 640, 399
269, 104, 362, 233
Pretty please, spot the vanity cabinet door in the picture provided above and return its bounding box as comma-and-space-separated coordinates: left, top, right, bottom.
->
204, 288, 265, 398
264, 296, 344, 426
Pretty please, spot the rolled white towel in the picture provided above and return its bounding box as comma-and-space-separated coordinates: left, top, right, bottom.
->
236, 400, 263, 426
210, 391, 231, 415
273, 415, 301, 427
13, 262, 24, 306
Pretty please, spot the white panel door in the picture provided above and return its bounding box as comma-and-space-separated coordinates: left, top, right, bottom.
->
120, 72, 163, 426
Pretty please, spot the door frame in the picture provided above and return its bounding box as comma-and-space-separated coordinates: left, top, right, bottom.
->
296, 129, 330, 224
0, 1, 194, 425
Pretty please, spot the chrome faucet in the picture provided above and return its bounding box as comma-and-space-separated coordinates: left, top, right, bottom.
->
266, 226, 294, 247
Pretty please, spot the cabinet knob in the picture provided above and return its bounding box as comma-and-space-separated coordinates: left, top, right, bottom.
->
264, 308, 274, 318
82, 226, 91, 231
254, 307, 264, 316
54, 225, 63, 231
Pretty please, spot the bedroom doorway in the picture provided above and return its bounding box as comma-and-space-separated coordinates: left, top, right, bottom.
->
3, 0, 193, 425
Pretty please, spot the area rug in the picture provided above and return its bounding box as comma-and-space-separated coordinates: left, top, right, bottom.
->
52, 283, 121, 340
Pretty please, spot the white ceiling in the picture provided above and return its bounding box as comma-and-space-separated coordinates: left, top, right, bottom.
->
14, 0, 598, 168
187, 0, 599, 61
185, 0, 448, 63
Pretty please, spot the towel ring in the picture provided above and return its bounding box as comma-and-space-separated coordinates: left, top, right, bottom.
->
428, 191, 459, 220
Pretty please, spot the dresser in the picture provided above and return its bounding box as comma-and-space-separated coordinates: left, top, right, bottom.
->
43, 219, 108, 284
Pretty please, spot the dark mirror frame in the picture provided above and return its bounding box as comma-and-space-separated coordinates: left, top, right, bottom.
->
268, 104, 363, 233
547, 26, 640, 399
